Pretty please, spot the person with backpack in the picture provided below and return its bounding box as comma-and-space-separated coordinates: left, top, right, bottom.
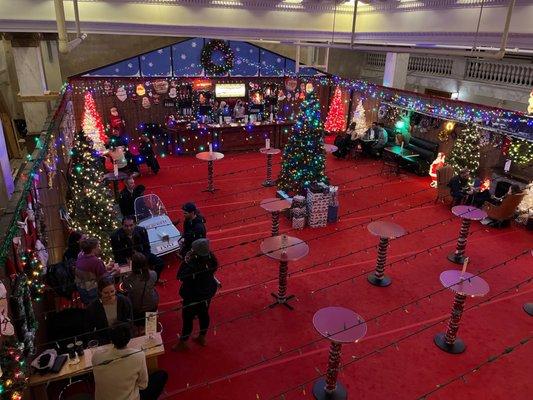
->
63, 231, 84, 267
45, 231, 85, 300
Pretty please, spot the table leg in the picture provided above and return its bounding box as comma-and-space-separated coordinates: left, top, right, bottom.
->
448, 219, 471, 264
368, 237, 392, 287
262, 153, 275, 187
271, 211, 280, 236
434, 292, 467, 354
30, 384, 49, 400
270, 260, 295, 310
312, 341, 347, 400
202, 160, 217, 193
523, 303, 533, 316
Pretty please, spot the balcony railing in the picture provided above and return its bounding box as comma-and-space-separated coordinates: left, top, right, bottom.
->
465, 60, 533, 88
408, 56, 453, 76
365, 52, 386, 69
363, 52, 533, 89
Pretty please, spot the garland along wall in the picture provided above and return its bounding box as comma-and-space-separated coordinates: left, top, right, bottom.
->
346, 90, 533, 180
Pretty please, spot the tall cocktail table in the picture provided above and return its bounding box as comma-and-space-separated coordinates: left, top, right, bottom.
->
434, 270, 489, 354
103, 171, 129, 201
195, 151, 224, 193
367, 221, 406, 287
447, 205, 487, 264
312, 307, 367, 400
260, 198, 292, 236
260, 235, 309, 310
259, 147, 281, 187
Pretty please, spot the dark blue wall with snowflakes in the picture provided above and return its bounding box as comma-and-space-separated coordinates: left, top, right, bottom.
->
80, 38, 321, 78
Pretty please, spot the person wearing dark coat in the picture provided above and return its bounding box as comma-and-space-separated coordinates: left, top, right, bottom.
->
172, 239, 218, 351
86, 276, 133, 345
118, 177, 140, 218
179, 202, 207, 258
333, 122, 357, 159
110, 216, 166, 283
63, 231, 83, 267
139, 134, 160, 175
448, 168, 470, 206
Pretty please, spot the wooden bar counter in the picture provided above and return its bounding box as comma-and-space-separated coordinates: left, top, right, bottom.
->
166, 121, 293, 154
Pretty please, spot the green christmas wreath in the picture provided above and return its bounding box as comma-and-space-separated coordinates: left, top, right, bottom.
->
201, 40, 234, 75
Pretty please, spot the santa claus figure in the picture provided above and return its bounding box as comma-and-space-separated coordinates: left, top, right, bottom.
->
109, 107, 125, 135
429, 152, 446, 188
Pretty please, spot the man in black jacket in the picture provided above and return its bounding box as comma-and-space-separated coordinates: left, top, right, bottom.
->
118, 177, 139, 218
111, 216, 166, 283
179, 202, 206, 258
448, 168, 471, 206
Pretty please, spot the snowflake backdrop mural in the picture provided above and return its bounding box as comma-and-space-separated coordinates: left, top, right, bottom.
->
83, 38, 320, 78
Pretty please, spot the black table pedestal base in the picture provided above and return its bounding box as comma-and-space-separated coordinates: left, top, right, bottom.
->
262, 180, 276, 187
447, 252, 466, 265
367, 274, 392, 287
434, 333, 466, 354
269, 293, 295, 310
312, 378, 347, 400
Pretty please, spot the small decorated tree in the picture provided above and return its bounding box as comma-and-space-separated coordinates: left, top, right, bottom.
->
82, 91, 107, 152
277, 88, 328, 194
0, 339, 28, 400
67, 131, 119, 259
324, 86, 346, 134
352, 99, 368, 138
447, 124, 480, 174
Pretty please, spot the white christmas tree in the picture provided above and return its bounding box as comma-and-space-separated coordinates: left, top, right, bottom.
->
81, 91, 107, 153
352, 100, 368, 139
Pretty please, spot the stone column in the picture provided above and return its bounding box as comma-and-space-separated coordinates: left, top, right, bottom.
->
383, 52, 409, 90
0, 121, 15, 206
8, 33, 49, 135
40, 36, 64, 92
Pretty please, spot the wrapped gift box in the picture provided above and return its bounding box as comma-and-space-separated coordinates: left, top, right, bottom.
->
292, 216, 306, 229
328, 205, 339, 223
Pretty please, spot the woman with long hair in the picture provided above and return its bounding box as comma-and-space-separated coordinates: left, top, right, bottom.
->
123, 251, 159, 326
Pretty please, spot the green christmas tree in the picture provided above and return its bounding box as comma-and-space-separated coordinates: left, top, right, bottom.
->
447, 124, 480, 174
67, 131, 119, 259
0, 338, 28, 400
277, 88, 328, 194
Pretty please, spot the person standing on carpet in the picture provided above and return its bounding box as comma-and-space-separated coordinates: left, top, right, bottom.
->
139, 134, 160, 175
179, 202, 206, 258
172, 239, 218, 351
119, 177, 141, 218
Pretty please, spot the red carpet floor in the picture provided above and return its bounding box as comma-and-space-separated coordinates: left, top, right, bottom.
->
134, 151, 532, 400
